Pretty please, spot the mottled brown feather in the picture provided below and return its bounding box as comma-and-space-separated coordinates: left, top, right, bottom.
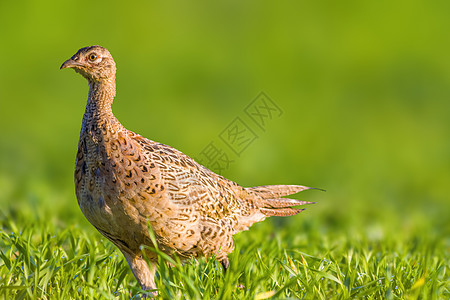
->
61, 45, 316, 293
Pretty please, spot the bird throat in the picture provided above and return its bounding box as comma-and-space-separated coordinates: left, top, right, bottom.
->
82, 80, 117, 129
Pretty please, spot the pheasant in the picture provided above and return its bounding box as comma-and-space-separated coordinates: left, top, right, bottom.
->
60, 45, 315, 293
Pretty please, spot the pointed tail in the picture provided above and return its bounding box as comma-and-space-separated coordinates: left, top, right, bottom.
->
246, 184, 319, 217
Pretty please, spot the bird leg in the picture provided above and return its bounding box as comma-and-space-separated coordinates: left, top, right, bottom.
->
220, 256, 229, 272
122, 252, 157, 294
220, 256, 245, 289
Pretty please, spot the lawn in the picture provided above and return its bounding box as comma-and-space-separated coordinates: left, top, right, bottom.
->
0, 175, 448, 299
0, 1, 449, 299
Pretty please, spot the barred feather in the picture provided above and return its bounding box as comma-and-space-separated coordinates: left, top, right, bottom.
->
246, 184, 312, 198
247, 184, 318, 217
259, 207, 306, 217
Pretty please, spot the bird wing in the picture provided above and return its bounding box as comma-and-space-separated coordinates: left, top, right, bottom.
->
131, 135, 250, 250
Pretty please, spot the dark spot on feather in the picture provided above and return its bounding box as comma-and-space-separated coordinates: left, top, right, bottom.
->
115, 238, 129, 249
81, 162, 87, 174
98, 196, 105, 208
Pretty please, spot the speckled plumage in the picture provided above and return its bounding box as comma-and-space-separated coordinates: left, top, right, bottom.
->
61, 45, 315, 292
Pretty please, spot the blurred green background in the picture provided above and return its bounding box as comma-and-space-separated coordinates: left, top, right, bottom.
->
0, 1, 449, 240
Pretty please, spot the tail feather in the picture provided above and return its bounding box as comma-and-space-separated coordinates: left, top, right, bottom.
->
246, 184, 318, 217
258, 198, 315, 208
259, 207, 306, 217
246, 184, 313, 198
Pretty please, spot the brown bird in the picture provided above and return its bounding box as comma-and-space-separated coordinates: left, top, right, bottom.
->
61, 45, 315, 293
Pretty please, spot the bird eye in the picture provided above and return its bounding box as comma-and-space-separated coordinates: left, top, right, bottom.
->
88, 53, 98, 61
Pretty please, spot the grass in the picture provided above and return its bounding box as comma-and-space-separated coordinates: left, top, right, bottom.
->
1, 2, 449, 299
0, 198, 448, 299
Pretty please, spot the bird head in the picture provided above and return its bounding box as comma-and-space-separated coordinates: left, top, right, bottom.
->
60, 46, 116, 83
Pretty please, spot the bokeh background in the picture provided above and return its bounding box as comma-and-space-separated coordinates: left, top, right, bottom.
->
1, 1, 449, 249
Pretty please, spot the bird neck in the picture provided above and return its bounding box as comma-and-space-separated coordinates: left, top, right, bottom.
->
82, 79, 120, 131
87, 79, 116, 114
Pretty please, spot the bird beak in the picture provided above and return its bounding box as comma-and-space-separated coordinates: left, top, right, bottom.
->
60, 59, 81, 70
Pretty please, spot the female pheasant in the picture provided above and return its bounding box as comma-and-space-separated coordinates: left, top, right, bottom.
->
61, 45, 315, 292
